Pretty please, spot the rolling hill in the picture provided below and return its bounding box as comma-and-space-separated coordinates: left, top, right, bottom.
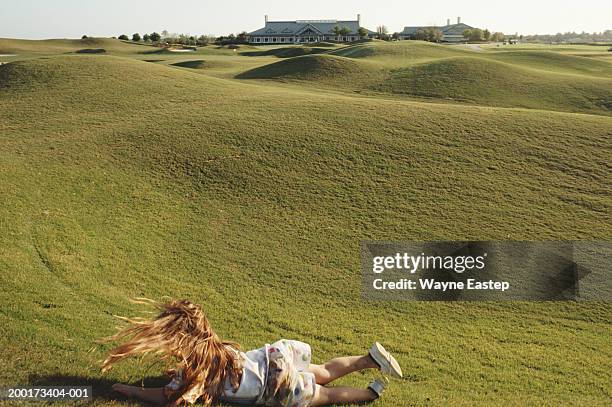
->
375, 56, 612, 112
485, 50, 612, 77
0, 37, 150, 54
328, 40, 469, 61
237, 41, 612, 115
0, 40, 611, 407
236, 54, 376, 82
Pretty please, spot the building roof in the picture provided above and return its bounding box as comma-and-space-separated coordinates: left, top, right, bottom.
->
249, 20, 375, 36
400, 23, 473, 36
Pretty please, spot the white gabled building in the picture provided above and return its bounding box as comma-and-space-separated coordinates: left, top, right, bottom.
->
248, 15, 376, 44
399, 17, 474, 43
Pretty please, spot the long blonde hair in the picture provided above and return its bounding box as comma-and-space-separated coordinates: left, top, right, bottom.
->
101, 298, 242, 405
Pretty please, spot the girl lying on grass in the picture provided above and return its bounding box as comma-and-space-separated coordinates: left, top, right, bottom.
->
102, 299, 403, 406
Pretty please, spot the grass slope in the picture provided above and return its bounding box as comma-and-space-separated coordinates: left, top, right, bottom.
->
240, 46, 333, 58
376, 56, 612, 113
170, 59, 208, 69
236, 54, 375, 82
0, 37, 149, 54
329, 41, 470, 62
486, 50, 612, 77
239, 42, 612, 115
0, 55, 611, 406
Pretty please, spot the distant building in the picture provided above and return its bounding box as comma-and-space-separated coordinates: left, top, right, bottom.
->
399, 17, 473, 43
248, 15, 376, 44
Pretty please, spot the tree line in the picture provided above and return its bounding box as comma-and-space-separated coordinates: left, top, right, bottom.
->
462, 28, 506, 42
116, 31, 243, 46
522, 30, 612, 44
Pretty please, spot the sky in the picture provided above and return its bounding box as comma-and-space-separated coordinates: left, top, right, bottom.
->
1, 0, 610, 39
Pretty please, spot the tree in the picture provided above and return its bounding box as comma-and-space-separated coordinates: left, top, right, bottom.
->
236, 31, 249, 44
414, 28, 428, 41
118, 34, 129, 40
333, 25, 342, 41
358, 27, 368, 39
339, 26, 351, 40
132, 33, 141, 42
149, 32, 161, 42
469, 28, 484, 41
197, 35, 215, 46
483, 29, 491, 41
143, 33, 150, 42
216, 33, 237, 45
81, 35, 88, 39
429, 28, 444, 42
414, 27, 443, 42
490, 32, 505, 42
463, 29, 472, 41
376, 25, 388, 40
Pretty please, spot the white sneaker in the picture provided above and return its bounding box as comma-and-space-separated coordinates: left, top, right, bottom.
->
369, 342, 403, 378
368, 378, 386, 398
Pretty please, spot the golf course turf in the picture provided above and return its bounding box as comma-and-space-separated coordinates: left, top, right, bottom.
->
0, 37, 610, 406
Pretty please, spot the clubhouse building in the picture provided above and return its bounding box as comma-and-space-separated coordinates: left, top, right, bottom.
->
248, 15, 376, 44
399, 17, 473, 42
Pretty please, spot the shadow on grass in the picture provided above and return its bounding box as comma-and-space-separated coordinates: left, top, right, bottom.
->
75, 48, 107, 54
240, 47, 329, 58
26, 374, 263, 406
27, 373, 169, 405
171, 60, 207, 69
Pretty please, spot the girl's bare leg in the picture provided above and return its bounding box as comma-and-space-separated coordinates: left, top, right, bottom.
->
112, 383, 167, 405
310, 385, 377, 406
308, 355, 378, 385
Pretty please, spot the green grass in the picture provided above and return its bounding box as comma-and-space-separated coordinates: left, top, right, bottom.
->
0, 39, 611, 406
329, 41, 470, 62
236, 41, 612, 115
375, 57, 612, 113
0, 37, 149, 54
171, 59, 221, 69
240, 46, 335, 58
236, 54, 376, 82
485, 50, 612, 77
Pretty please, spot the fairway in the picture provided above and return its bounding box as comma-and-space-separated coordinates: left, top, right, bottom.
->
0, 37, 611, 406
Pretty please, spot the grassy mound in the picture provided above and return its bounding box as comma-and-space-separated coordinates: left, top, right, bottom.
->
0, 55, 193, 94
0, 59, 64, 90
374, 56, 612, 114
305, 41, 339, 47
330, 40, 468, 61
237, 54, 372, 81
140, 48, 176, 55
171, 59, 207, 69
487, 50, 612, 77
237, 49, 611, 114
0, 37, 147, 54
240, 46, 330, 58
170, 59, 237, 71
